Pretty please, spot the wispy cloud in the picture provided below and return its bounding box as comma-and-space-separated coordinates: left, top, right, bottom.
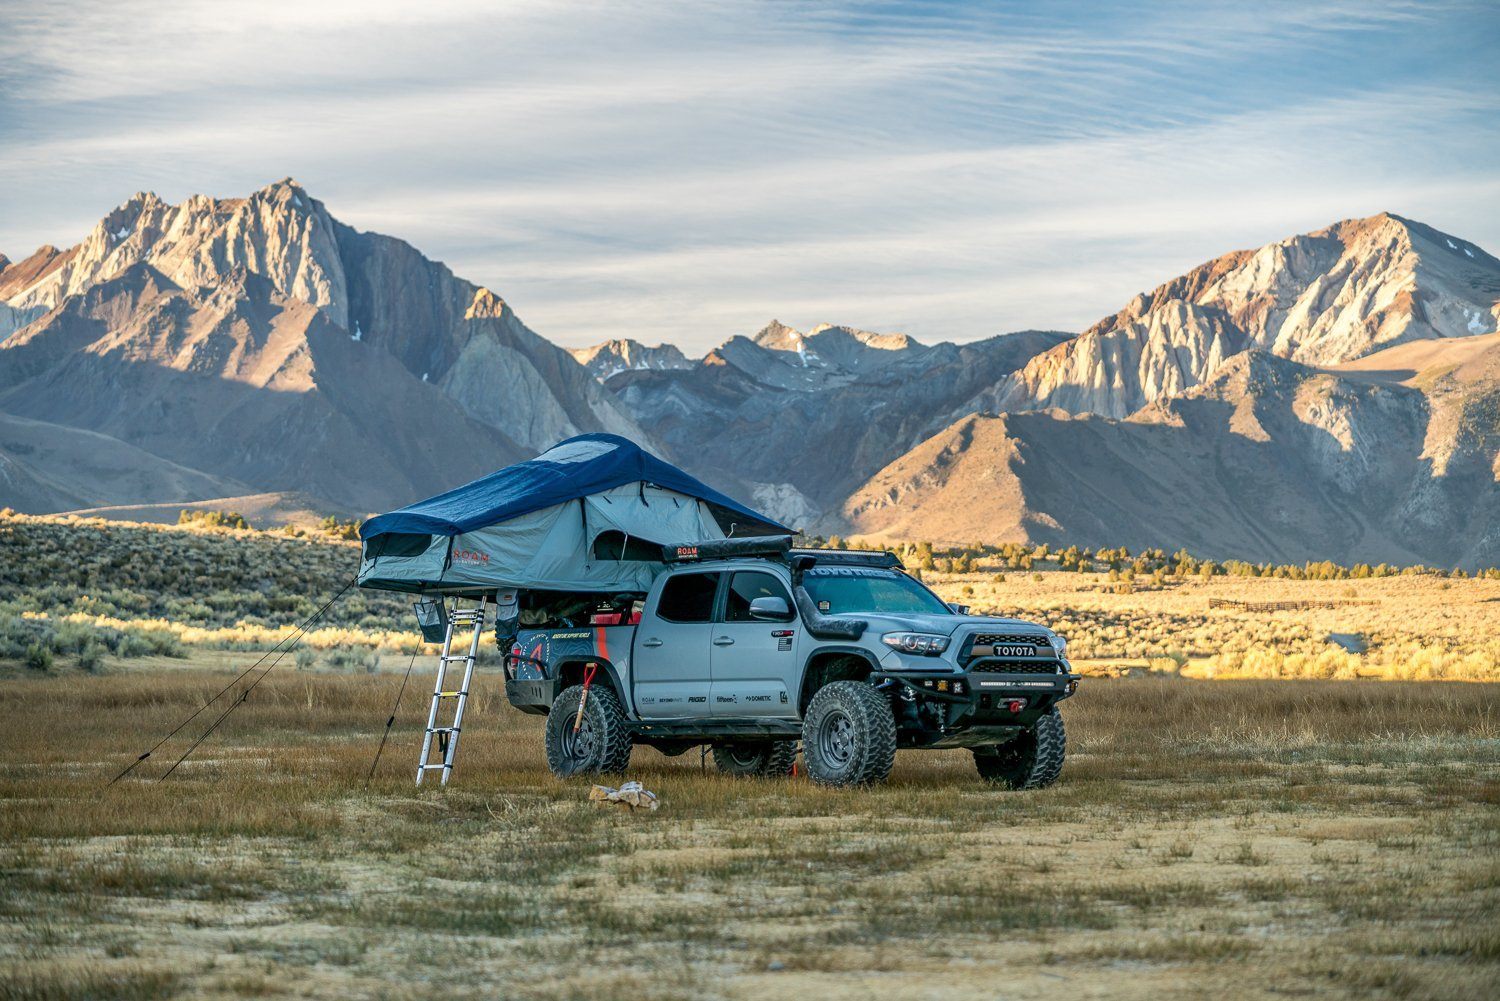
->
2, 0, 1497, 351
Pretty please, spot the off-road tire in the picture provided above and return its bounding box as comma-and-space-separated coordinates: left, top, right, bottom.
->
802, 681, 897, 787
545, 684, 632, 778
974, 708, 1065, 789
712, 740, 798, 777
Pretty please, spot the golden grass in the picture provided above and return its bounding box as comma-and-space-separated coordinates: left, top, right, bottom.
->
4, 512, 1496, 681
925, 568, 1500, 681
1, 666, 1496, 999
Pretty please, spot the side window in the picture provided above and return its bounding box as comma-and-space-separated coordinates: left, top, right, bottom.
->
655, 572, 720, 623
723, 571, 791, 622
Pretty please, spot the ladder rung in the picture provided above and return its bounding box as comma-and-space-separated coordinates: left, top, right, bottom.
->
436, 691, 466, 698
419, 764, 448, 771
439, 655, 472, 662
426, 726, 461, 734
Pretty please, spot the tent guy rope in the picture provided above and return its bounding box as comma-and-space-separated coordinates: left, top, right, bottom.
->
107, 578, 355, 785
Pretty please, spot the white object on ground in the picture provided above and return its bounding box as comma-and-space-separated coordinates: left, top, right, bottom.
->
589, 781, 659, 811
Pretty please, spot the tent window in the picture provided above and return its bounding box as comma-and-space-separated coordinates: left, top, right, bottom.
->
592, 530, 664, 561
366, 533, 432, 558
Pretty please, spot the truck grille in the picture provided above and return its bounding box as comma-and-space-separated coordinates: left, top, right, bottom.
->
969, 632, 1051, 648
971, 660, 1061, 675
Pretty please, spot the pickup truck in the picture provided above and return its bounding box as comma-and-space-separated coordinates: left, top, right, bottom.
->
501, 539, 1079, 788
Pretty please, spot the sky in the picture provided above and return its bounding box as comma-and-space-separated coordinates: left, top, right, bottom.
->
2, 0, 1498, 354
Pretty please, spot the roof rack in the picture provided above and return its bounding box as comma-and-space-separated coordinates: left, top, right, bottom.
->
661, 538, 904, 570
788, 548, 903, 570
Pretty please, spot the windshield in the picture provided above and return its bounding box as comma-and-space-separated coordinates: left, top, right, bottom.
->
802, 568, 951, 616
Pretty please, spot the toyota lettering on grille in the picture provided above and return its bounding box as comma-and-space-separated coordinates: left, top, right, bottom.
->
972, 643, 1042, 658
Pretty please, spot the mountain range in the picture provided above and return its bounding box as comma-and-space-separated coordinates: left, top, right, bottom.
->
2, 180, 1496, 567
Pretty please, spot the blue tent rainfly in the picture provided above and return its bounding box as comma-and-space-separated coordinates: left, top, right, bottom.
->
357, 433, 793, 594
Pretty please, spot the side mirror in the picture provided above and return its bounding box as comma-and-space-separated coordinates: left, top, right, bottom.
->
749, 596, 793, 620
947, 602, 970, 615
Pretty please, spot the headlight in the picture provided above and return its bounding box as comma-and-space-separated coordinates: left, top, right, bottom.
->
1050, 632, 1068, 658
882, 632, 951, 656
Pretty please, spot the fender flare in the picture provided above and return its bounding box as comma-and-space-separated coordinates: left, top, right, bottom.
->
555, 658, 630, 713
797, 645, 881, 713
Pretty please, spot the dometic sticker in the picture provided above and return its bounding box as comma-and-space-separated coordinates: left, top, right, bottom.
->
745, 695, 772, 703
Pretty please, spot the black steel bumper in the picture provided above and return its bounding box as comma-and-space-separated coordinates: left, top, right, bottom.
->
873, 665, 1080, 748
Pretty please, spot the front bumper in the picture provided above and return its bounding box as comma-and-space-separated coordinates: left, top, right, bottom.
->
872, 662, 1079, 748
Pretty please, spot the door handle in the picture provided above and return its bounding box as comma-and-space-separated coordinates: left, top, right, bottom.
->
713, 636, 735, 646
642, 638, 663, 648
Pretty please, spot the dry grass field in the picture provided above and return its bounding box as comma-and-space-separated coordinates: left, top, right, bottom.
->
1, 665, 1497, 1000
2, 514, 1498, 998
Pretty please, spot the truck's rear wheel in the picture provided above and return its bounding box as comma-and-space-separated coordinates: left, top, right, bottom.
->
802, 681, 896, 787
974, 708, 1065, 789
712, 740, 797, 777
545, 683, 632, 778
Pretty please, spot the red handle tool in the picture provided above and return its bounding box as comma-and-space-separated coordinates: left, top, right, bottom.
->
573, 663, 598, 733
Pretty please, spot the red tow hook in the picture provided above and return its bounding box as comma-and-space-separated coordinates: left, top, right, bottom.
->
1007, 699, 1025, 714
573, 663, 598, 733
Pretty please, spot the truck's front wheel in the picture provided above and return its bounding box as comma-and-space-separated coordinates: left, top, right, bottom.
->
802, 681, 896, 787
545, 683, 632, 778
974, 708, 1065, 789
712, 741, 797, 777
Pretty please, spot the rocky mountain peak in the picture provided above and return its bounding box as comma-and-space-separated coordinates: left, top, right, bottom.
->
751, 319, 803, 350
568, 338, 692, 382
974, 213, 1500, 420
465, 287, 509, 320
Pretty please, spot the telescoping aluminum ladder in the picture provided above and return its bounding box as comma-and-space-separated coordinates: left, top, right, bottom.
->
416, 599, 487, 785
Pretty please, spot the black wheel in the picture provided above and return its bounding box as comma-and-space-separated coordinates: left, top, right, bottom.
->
545, 684, 632, 778
974, 708, 1065, 789
712, 740, 798, 777
801, 681, 896, 787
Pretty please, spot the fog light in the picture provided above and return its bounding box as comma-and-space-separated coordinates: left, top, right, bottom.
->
1007, 699, 1025, 714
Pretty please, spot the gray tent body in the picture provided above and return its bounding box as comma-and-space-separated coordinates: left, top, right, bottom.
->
356, 434, 792, 595
359, 482, 736, 594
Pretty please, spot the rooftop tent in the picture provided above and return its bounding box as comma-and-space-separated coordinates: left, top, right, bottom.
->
357, 433, 794, 594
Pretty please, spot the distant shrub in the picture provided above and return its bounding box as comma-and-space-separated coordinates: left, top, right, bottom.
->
77, 643, 105, 673
178, 510, 252, 531
25, 642, 53, 672
316, 516, 362, 541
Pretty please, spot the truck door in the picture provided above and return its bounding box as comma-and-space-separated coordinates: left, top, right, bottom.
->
709, 570, 799, 718
632, 571, 720, 718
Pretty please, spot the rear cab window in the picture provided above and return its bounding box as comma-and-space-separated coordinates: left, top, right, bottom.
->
655, 572, 721, 622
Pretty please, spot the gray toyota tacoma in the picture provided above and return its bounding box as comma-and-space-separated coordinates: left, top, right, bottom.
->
501, 538, 1078, 787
